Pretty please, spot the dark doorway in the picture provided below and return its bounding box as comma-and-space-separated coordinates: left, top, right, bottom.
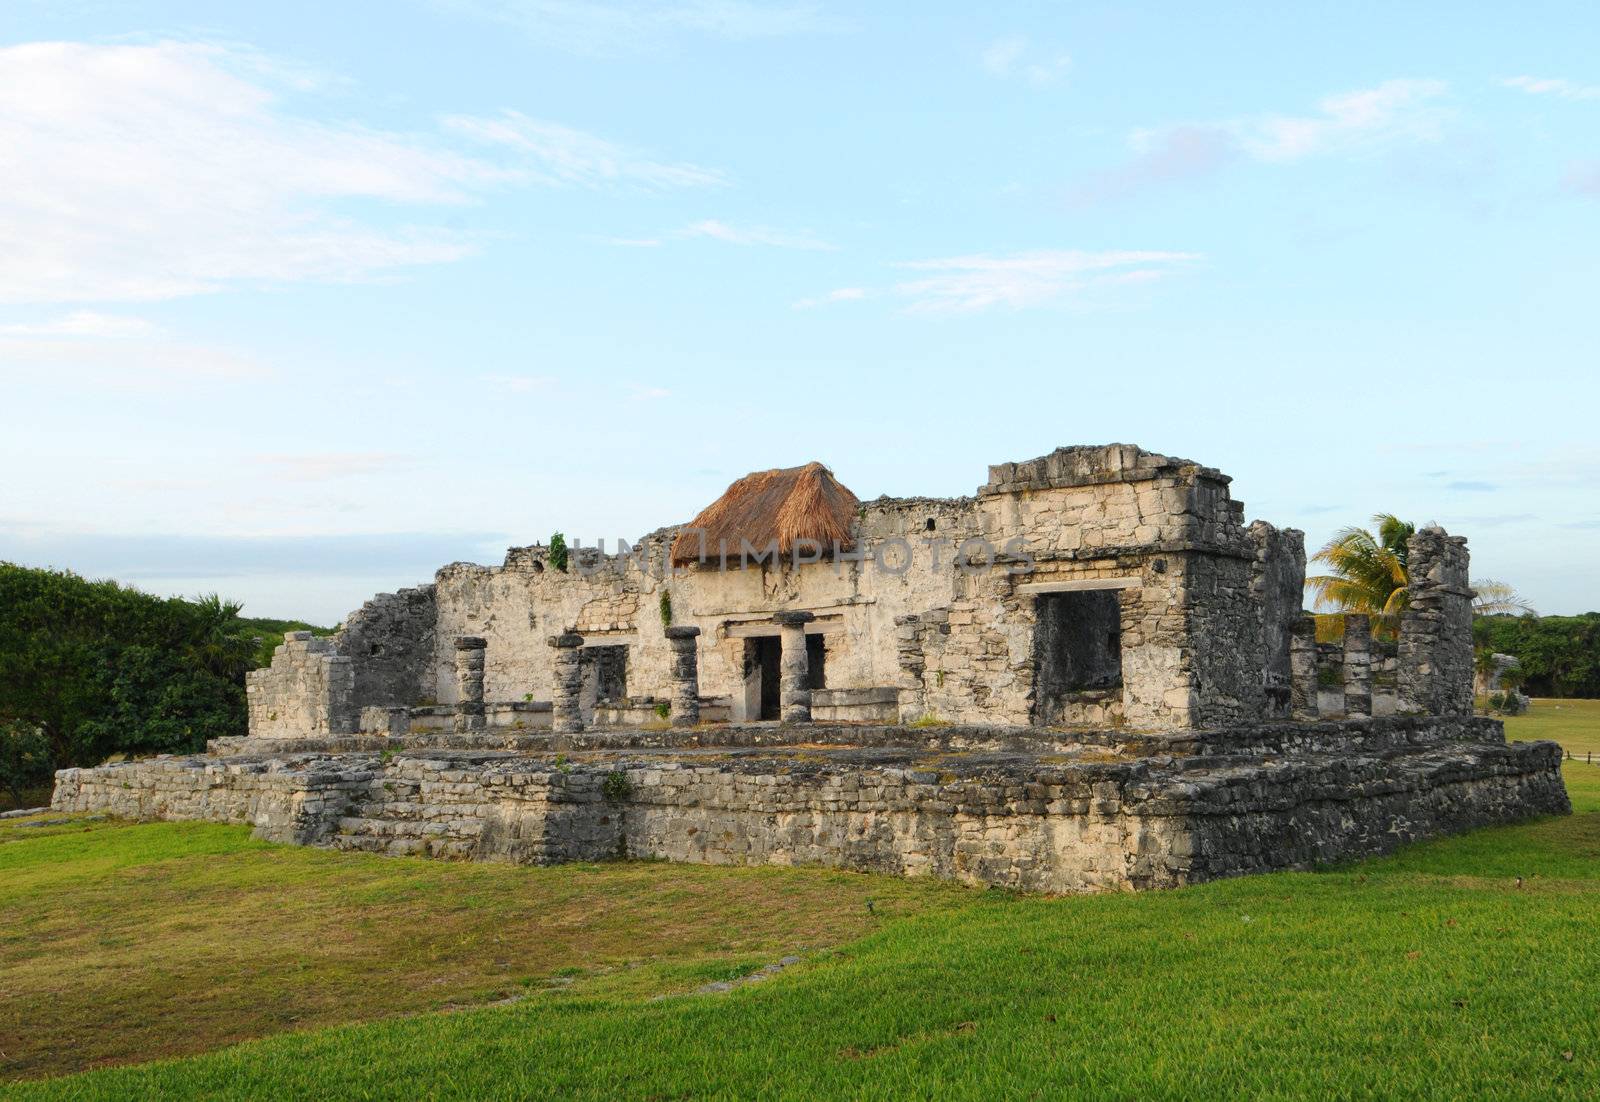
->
1034, 590, 1122, 723
753, 636, 781, 720
806, 633, 827, 690
584, 645, 628, 702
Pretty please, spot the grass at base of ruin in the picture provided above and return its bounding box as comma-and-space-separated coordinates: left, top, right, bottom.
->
1505, 697, 1600, 758
0, 817, 967, 1082
3, 760, 1599, 1099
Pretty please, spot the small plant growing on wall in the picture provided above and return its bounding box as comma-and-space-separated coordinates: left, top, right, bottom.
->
654, 701, 670, 720
659, 590, 673, 627
548, 532, 569, 572
602, 771, 633, 805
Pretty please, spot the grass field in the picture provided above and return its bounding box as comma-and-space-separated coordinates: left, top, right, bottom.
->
3, 759, 1598, 1098
1506, 698, 1600, 759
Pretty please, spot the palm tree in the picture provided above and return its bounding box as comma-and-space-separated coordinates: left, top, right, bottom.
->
1307, 514, 1536, 640
1306, 514, 1414, 638
1471, 579, 1536, 617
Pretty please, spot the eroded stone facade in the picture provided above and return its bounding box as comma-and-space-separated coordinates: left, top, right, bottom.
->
56, 442, 1569, 894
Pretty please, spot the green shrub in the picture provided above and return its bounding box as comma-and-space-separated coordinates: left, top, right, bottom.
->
659, 590, 673, 627
548, 532, 569, 573
601, 771, 633, 804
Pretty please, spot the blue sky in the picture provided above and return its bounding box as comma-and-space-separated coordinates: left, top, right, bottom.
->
2, 1, 1598, 624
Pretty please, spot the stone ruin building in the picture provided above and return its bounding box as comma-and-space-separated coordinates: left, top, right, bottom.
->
54, 444, 1569, 892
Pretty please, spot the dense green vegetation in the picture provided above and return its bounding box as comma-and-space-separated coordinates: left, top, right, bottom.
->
1476, 615, 1600, 698
0, 564, 327, 806
4, 762, 1597, 1099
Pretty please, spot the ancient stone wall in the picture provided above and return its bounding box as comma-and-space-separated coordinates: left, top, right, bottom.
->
336, 585, 437, 710
245, 633, 356, 737
1399, 526, 1475, 716
1248, 521, 1307, 718
54, 716, 1568, 894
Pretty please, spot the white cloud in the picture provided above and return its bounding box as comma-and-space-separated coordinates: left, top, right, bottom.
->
0, 40, 722, 305
890, 250, 1199, 313
607, 237, 665, 247
792, 286, 867, 309
1236, 79, 1449, 162
437, 1, 836, 54
675, 219, 833, 249
981, 36, 1070, 88
0, 336, 267, 388
628, 385, 671, 400
0, 311, 162, 338
1072, 80, 1449, 203
1501, 75, 1600, 101
442, 111, 727, 189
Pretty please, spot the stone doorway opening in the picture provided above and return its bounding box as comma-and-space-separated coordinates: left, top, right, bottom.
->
579, 645, 628, 721
806, 633, 827, 690
744, 636, 782, 720
1033, 590, 1123, 725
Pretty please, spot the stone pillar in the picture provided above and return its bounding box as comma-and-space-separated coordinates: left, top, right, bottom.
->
774, 611, 816, 723
895, 614, 926, 723
1289, 614, 1320, 721
1398, 526, 1475, 716
548, 632, 585, 734
665, 625, 702, 727
1342, 614, 1372, 718
453, 636, 486, 733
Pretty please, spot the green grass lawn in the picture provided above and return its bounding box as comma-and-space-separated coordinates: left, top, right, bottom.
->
4, 761, 1599, 1099
1506, 698, 1600, 759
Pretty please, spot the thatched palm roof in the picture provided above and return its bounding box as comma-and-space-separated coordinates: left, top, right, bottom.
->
671, 462, 860, 566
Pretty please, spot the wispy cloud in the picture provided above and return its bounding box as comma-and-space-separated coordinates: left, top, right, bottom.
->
889, 249, 1199, 313
0, 335, 267, 388
674, 219, 834, 249
0, 40, 722, 305
628, 384, 671, 400
1444, 480, 1498, 492
442, 111, 727, 189
1073, 79, 1449, 203
1501, 75, 1600, 101
1237, 79, 1449, 161
793, 286, 867, 309
436, 1, 839, 55
981, 36, 1070, 88
0, 311, 162, 338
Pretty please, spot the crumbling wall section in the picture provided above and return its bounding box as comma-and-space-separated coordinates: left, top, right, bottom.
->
1248, 521, 1307, 718
336, 585, 437, 709
1398, 526, 1475, 716
245, 632, 356, 737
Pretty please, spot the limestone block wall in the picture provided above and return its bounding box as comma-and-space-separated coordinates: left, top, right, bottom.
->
51, 756, 368, 845
269, 444, 1324, 734
336, 585, 437, 709
53, 716, 1569, 894
1399, 526, 1475, 716
245, 633, 356, 737
1248, 521, 1307, 718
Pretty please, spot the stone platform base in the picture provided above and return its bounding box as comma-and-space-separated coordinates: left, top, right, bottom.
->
52, 717, 1569, 893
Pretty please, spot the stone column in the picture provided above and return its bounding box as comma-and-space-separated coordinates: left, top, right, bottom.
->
1289, 614, 1320, 721
1398, 526, 1475, 716
453, 636, 486, 732
774, 611, 815, 723
665, 625, 702, 727
548, 632, 585, 734
1342, 614, 1372, 718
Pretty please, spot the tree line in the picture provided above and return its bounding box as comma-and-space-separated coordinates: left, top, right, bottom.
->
0, 563, 325, 806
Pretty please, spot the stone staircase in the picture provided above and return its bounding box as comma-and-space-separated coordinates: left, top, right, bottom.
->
327, 768, 485, 860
